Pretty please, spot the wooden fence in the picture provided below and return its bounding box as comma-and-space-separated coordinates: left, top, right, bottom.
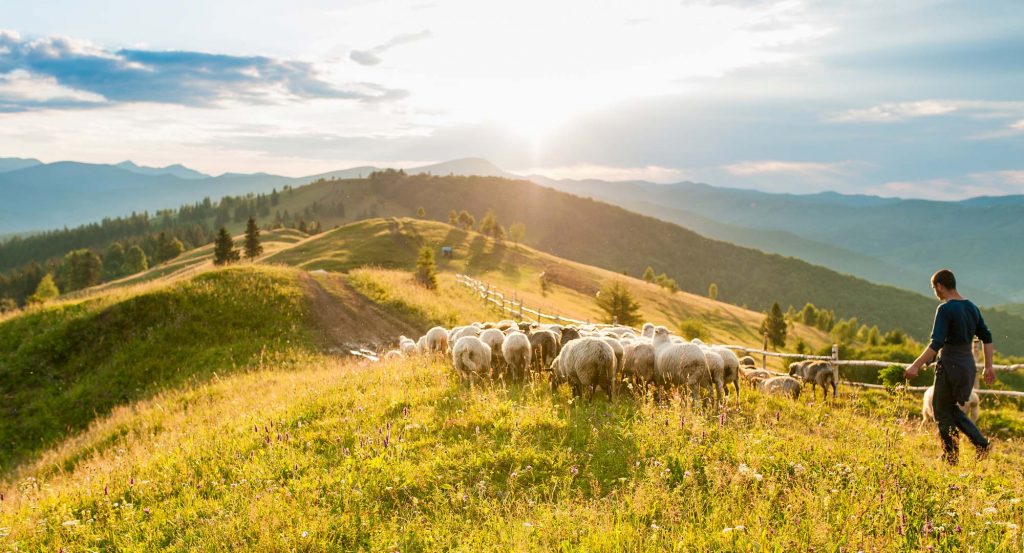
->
454, 273, 1024, 399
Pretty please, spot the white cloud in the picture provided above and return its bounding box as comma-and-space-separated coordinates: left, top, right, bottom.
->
517, 163, 687, 183
0, 69, 107, 105
869, 171, 1024, 200
830, 100, 1024, 123
723, 159, 857, 176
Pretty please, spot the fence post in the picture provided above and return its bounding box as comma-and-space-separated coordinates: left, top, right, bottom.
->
831, 343, 840, 395
762, 332, 769, 370
518, 299, 524, 321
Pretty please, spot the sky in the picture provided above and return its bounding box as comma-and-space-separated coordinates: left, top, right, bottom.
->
0, 0, 1022, 199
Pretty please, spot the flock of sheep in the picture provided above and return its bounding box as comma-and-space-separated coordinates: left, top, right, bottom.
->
386, 320, 836, 405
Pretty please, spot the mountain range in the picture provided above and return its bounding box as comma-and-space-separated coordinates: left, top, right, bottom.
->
1, 156, 1021, 305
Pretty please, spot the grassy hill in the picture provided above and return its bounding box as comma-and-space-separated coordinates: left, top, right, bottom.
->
2, 354, 1023, 550
266, 217, 833, 352
2, 230, 1024, 549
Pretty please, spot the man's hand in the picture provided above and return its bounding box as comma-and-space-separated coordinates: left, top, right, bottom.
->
904, 364, 920, 379
983, 366, 997, 386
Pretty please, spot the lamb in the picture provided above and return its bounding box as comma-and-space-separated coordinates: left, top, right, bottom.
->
789, 361, 837, 399
384, 349, 403, 360
452, 336, 492, 380
416, 335, 427, 354
755, 376, 802, 399
501, 331, 532, 381
425, 326, 450, 355
621, 341, 657, 392
651, 326, 709, 402
549, 337, 616, 401
479, 328, 507, 375
739, 355, 757, 367
711, 346, 741, 402
398, 335, 417, 356
529, 329, 560, 373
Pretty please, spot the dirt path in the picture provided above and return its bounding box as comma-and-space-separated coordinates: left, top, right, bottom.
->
300, 271, 422, 353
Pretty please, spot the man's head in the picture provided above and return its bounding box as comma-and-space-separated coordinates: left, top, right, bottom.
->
931, 269, 957, 300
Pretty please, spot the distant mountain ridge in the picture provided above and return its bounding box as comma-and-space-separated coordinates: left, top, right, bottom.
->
2, 155, 1021, 303
115, 160, 209, 180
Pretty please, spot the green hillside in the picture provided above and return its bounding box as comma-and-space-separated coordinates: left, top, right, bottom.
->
262, 173, 1024, 355
0, 266, 313, 472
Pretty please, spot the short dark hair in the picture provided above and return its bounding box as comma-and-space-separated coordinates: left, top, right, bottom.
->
932, 269, 956, 290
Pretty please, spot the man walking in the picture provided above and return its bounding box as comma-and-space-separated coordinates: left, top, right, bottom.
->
905, 269, 996, 464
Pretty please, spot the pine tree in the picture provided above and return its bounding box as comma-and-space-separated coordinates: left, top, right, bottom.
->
63, 249, 103, 291
213, 227, 240, 266
509, 222, 526, 244
708, 282, 718, 300
642, 266, 656, 283
416, 206, 426, 218
104, 242, 125, 278
415, 246, 437, 289
244, 216, 263, 261
123, 245, 149, 274
28, 273, 59, 304
594, 281, 642, 326
457, 210, 475, 230
448, 210, 458, 226
760, 301, 788, 349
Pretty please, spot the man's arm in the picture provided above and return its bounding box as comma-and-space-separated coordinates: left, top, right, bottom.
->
982, 342, 996, 385
905, 346, 937, 379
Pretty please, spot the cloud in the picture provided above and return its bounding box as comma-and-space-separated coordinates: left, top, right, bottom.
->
0, 29, 406, 111
350, 30, 432, 66
516, 163, 687, 183
829, 99, 1024, 123
723, 159, 857, 177
0, 68, 107, 112
868, 171, 1024, 200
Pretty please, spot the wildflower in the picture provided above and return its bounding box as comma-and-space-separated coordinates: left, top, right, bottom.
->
62, 519, 79, 527
982, 507, 998, 516
523, 522, 533, 528
651, 522, 660, 530
569, 465, 579, 476
302, 531, 309, 538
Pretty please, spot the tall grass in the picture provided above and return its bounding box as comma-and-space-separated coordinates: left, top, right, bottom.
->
1, 355, 1021, 550
0, 265, 313, 473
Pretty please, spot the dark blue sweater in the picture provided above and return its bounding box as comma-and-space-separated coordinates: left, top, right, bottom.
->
928, 299, 993, 353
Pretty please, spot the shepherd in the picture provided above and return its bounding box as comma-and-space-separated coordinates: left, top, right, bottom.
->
905, 269, 996, 464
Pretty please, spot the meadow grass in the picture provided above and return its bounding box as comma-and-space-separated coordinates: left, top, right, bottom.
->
1, 355, 1021, 551
0, 265, 313, 473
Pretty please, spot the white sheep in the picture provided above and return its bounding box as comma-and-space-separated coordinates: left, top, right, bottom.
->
652, 326, 709, 402
699, 348, 727, 405
384, 349, 403, 360
425, 326, 450, 355
501, 331, 532, 381
452, 325, 481, 342
550, 337, 616, 401
922, 386, 980, 423
621, 340, 657, 393
641, 322, 655, 338
711, 346, 741, 402
601, 336, 624, 377
416, 335, 427, 354
398, 335, 417, 356
479, 328, 506, 370
452, 335, 492, 380
756, 376, 802, 399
